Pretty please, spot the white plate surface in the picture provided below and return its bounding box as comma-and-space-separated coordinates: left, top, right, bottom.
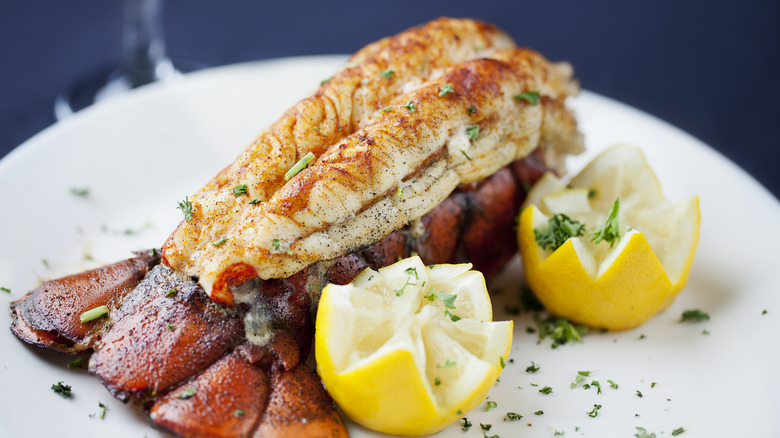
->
1, 56, 778, 437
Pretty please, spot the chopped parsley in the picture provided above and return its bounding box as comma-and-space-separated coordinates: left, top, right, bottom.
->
272, 239, 281, 252
485, 401, 497, 411
79, 305, 108, 323
461, 417, 473, 431
167, 323, 175, 331
66, 357, 84, 369
608, 379, 618, 389
539, 386, 553, 394
467, 106, 477, 115
672, 427, 686, 436
480, 423, 492, 431
212, 237, 228, 247
466, 124, 480, 141
534, 213, 585, 251
535, 315, 587, 348
434, 377, 442, 386
405, 99, 416, 113
438, 83, 454, 97
51, 381, 72, 398
586, 404, 602, 418
248, 199, 262, 205
588, 188, 597, 198
571, 370, 591, 389
97, 402, 107, 419
534, 410, 544, 415
636, 390, 644, 398
500, 356, 507, 369
382, 106, 394, 113
635, 427, 657, 438
680, 309, 710, 322
177, 196, 194, 222
70, 187, 89, 197
379, 69, 395, 78
394, 275, 416, 297
460, 150, 474, 161
234, 409, 245, 417
437, 359, 456, 369
513, 91, 541, 105
526, 361, 540, 373
232, 184, 248, 196
166, 288, 178, 298
505, 412, 523, 421
0, 286, 9, 293
320, 76, 333, 85
590, 198, 621, 247
178, 388, 197, 399
284, 151, 316, 181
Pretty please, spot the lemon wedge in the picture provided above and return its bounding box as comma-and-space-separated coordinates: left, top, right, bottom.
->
315, 256, 512, 436
518, 145, 700, 330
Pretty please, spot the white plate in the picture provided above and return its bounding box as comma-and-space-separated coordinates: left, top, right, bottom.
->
1, 56, 778, 438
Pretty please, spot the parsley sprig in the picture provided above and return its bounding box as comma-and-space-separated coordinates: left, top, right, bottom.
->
590, 198, 621, 247
534, 213, 585, 251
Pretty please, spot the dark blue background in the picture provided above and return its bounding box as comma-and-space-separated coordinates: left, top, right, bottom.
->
2, 1, 778, 198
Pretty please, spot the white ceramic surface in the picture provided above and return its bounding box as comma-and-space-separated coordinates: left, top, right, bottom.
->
1, 56, 778, 437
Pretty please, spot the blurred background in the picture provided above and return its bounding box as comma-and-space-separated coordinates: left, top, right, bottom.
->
1, 0, 778, 198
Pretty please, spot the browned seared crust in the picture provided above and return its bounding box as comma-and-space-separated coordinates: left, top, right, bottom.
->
164, 47, 583, 301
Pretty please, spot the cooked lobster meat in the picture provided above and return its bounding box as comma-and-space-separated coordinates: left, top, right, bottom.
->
9, 17, 583, 437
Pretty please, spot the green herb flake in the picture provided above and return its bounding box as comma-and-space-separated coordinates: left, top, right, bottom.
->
635, 427, 657, 438
438, 83, 454, 97
434, 377, 441, 386
513, 91, 541, 105
680, 309, 710, 323
480, 423, 492, 431
671, 427, 686, 436
70, 187, 89, 197
98, 402, 107, 419
166, 288, 177, 298
539, 386, 553, 394
379, 69, 395, 78
0, 286, 10, 293
67, 357, 84, 369
485, 401, 498, 411
178, 388, 197, 399
587, 404, 602, 418
535, 315, 587, 348
534, 213, 586, 251
534, 410, 544, 415
651, 382, 657, 388
467, 106, 477, 115
212, 237, 228, 247
51, 381, 72, 398
554, 431, 565, 437
466, 124, 480, 141
79, 305, 108, 323
382, 106, 394, 113
167, 323, 175, 331
320, 76, 333, 85
461, 417, 473, 431
636, 390, 644, 398
284, 151, 316, 181
437, 360, 456, 369
608, 379, 618, 389
505, 412, 523, 421
762, 309, 768, 315
702, 329, 710, 335
177, 196, 194, 222
526, 361, 540, 373
405, 99, 416, 113
248, 199, 262, 205
234, 409, 245, 417
232, 184, 248, 197
272, 239, 281, 252
590, 198, 621, 247
499, 356, 507, 369
460, 149, 474, 161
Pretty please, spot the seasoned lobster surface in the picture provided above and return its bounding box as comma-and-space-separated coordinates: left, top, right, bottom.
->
9, 17, 582, 438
